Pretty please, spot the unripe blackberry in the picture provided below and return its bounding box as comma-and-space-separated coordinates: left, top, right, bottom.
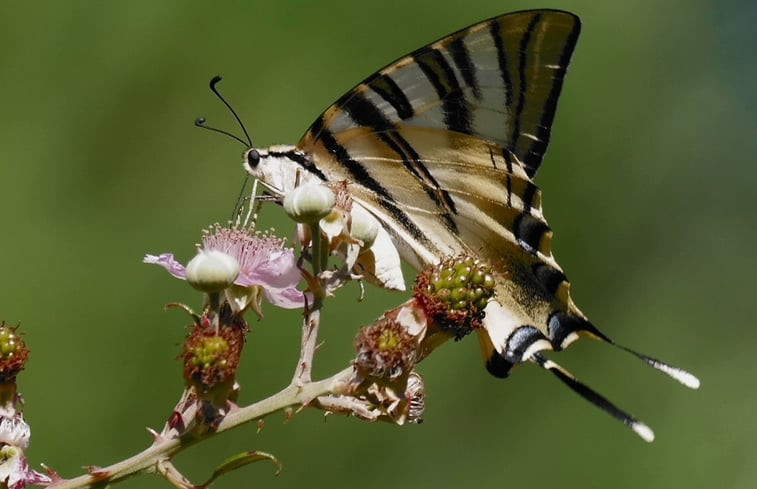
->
0, 325, 29, 384
413, 255, 495, 339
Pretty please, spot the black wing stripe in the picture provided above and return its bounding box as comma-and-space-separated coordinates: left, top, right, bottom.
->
546, 311, 610, 351
366, 73, 415, 120
522, 17, 581, 177
386, 134, 461, 232
489, 19, 514, 114
268, 149, 328, 182
504, 325, 546, 363
513, 212, 550, 254
448, 37, 481, 100
310, 116, 430, 247
532, 263, 567, 297
501, 147, 514, 174
337, 93, 459, 230
413, 48, 472, 135
485, 352, 514, 378
510, 13, 542, 155
521, 181, 539, 213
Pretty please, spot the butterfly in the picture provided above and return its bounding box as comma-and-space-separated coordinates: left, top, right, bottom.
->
206, 9, 699, 441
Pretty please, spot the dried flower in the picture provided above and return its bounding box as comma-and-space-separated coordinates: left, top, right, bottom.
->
354, 317, 418, 381
0, 445, 51, 489
182, 310, 244, 406
0, 417, 29, 451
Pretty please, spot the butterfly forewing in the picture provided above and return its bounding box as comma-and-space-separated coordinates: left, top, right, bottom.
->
303, 10, 580, 177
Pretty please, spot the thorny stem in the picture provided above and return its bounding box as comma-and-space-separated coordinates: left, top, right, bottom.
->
46, 206, 349, 489
292, 225, 327, 385
292, 302, 322, 385
46, 366, 356, 489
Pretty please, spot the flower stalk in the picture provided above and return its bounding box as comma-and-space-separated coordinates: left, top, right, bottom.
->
45, 365, 356, 489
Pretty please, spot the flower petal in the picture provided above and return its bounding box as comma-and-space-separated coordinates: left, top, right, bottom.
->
237, 250, 301, 289
262, 286, 306, 309
143, 253, 187, 280
225, 284, 263, 317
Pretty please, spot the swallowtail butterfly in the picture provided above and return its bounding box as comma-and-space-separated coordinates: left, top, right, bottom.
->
210, 9, 699, 441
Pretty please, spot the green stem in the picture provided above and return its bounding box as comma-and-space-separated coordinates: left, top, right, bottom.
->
308, 222, 323, 278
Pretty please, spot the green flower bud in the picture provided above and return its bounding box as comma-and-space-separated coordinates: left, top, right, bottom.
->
283, 183, 336, 223
185, 250, 239, 293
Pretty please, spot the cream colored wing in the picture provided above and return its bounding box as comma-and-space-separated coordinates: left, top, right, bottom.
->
297, 11, 585, 373
239, 9, 697, 441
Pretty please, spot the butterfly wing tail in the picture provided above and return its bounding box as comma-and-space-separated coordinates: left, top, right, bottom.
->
546, 310, 700, 389
530, 352, 655, 442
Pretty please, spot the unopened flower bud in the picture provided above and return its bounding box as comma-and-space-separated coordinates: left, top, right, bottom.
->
283, 183, 336, 223
185, 250, 239, 293
350, 205, 379, 249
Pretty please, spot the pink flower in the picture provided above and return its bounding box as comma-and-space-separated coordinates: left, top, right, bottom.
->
145, 225, 305, 312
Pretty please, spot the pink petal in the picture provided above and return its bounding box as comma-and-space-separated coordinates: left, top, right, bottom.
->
236, 250, 301, 289
143, 253, 187, 280
262, 287, 306, 309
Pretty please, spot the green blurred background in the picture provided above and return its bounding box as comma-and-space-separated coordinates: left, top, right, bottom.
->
1, 0, 754, 487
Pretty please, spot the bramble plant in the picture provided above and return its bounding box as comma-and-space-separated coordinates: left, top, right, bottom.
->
2, 180, 486, 489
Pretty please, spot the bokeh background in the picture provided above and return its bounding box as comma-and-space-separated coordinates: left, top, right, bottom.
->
1, 1, 754, 488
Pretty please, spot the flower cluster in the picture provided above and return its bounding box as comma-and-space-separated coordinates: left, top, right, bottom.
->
145, 223, 306, 432
347, 254, 495, 425
145, 224, 305, 316
283, 181, 405, 293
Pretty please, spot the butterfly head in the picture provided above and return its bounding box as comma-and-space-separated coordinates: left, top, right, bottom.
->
242, 144, 320, 197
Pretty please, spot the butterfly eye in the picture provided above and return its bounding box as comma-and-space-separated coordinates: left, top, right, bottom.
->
246, 149, 261, 167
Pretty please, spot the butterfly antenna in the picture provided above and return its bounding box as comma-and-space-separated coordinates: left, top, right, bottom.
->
208, 75, 253, 147
581, 324, 700, 389
530, 352, 655, 442
194, 117, 249, 147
